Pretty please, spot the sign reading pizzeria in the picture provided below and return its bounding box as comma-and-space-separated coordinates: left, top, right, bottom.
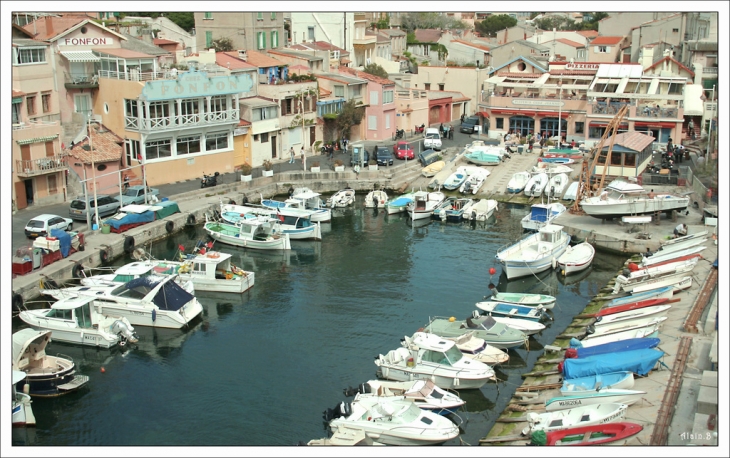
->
565, 62, 600, 70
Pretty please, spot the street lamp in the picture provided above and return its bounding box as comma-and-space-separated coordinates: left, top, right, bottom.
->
557, 74, 563, 144
298, 89, 313, 170
84, 115, 101, 230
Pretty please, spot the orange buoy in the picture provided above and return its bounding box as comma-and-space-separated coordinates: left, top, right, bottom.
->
101, 367, 106, 373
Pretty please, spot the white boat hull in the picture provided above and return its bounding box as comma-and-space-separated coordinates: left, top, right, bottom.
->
524, 403, 628, 434
640, 245, 706, 267
584, 317, 667, 340
98, 301, 203, 329
490, 316, 546, 335
577, 326, 660, 348
19, 313, 121, 348
545, 389, 646, 411
557, 242, 595, 275
613, 271, 692, 294
581, 195, 689, 219
496, 226, 571, 280
524, 173, 549, 197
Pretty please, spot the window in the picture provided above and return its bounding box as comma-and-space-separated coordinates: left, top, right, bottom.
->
597, 45, 608, 53
26, 95, 36, 116
42, 93, 51, 113
125, 139, 140, 165
271, 12, 276, 20
370, 91, 379, 106
177, 135, 201, 155
424, 83, 431, 90
180, 99, 200, 120
575, 122, 584, 134
350, 85, 361, 97
12, 101, 21, 124
204, 12, 212, 19
438, 83, 445, 91
206, 131, 229, 151
260, 132, 269, 143
385, 114, 390, 129
145, 139, 172, 160
149, 101, 170, 125
206, 31, 213, 49
672, 28, 679, 33
308, 26, 315, 41
253, 106, 277, 121
48, 175, 58, 194
257, 31, 266, 50
383, 90, 394, 104
125, 99, 138, 117
210, 95, 227, 113
368, 115, 377, 130
496, 117, 504, 129
13, 47, 46, 65
257, 12, 264, 20
271, 30, 279, 48
334, 86, 345, 98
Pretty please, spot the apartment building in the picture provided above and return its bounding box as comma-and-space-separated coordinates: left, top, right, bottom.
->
194, 12, 285, 54
340, 68, 397, 141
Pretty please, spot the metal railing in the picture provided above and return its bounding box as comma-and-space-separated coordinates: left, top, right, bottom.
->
15, 154, 68, 176
124, 109, 239, 132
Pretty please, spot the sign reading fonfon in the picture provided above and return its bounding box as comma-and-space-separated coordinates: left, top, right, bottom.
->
63, 37, 114, 46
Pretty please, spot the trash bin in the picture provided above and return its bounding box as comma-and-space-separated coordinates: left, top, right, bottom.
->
102, 224, 111, 234
32, 247, 43, 269
517, 145, 524, 154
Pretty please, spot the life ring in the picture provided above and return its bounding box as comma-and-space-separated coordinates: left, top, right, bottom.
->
12, 293, 23, 311
124, 236, 135, 254
165, 221, 174, 234
187, 214, 196, 225
72, 263, 85, 279
99, 249, 110, 265
207, 252, 220, 258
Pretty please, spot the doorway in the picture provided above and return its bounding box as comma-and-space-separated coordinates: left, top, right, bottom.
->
24, 179, 34, 206
309, 126, 316, 148
271, 135, 277, 158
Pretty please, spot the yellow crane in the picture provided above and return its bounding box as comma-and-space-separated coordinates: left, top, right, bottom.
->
569, 104, 629, 214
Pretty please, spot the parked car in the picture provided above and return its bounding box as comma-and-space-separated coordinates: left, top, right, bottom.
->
423, 128, 442, 151
418, 149, 441, 167
69, 195, 121, 221
115, 185, 160, 206
372, 146, 394, 166
24, 214, 74, 239
393, 141, 415, 160
460, 116, 480, 134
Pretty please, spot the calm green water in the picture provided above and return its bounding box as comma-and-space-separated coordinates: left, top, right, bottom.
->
12, 203, 627, 447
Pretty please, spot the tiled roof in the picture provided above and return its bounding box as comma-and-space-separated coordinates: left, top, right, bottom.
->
451, 39, 490, 51
556, 38, 585, 48
339, 67, 394, 85
243, 50, 284, 68
66, 123, 124, 164
290, 41, 349, 56
216, 52, 257, 70
120, 32, 169, 56
22, 16, 86, 41
378, 28, 406, 37
607, 131, 656, 152
644, 56, 695, 77
153, 38, 179, 46
13, 90, 26, 97
268, 49, 324, 62
318, 86, 332, 97
590, 36, 623, 45
577, 30, 599, 38
414, 29, 442, 43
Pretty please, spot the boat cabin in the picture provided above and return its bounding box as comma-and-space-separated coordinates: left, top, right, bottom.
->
538, 224, 564, 245
46, 296, 99, 329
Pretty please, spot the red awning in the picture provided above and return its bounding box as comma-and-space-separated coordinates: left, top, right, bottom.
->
490, 109, 515, 115
477, 111, 490, 117
535, 111, 570, 118
634, 122, 676, 128
590, 121, 628, 127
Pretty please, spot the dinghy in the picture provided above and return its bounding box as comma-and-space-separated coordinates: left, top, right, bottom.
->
639, 245, 706, 268
584, 317, 668, 340
441, 331, 510, 365
507, 171, 532, 193
600, 286, 675, 308
464, 150, 501, 166
474, 301, 546, 322
385, 191, 417, 215
597, 297, 673, 316
422, 160, 445, 178
561, 348, 665, 379
522, 403, 628, 435
327, 188, 356, 208
485, 284, 556, 309
537, 422, 643, 446
442, 167, 469, 191
545, 389, 646, 411
537, 157, 575, 164
575, 323, 662, 348
593, 305, 672, 329
459, 168, 490, 195
544, 173, 570, 199
363, 189, 388, 208
524, 173, 549, 197
557, 242, 595, 275
462, 199, 498, 221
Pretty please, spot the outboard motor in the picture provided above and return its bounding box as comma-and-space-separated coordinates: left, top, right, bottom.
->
111, 320, 139, 346
463, 181, 472, 194
323, 401, 352, 422
201, 171, 220, 188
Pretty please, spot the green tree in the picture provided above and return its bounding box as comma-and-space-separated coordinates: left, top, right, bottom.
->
362, 63, 388, 79
211, 37, 234, 52
400, 12, 467, 33
475, 14, 518, 37
119, 12, 195, 32
335, 100, 365, 141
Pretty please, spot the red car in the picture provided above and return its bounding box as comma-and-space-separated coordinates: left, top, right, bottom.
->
393, 141, 415, 160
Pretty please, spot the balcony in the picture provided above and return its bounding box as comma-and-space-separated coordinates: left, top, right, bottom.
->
15, 154, 68, 177
125, 108, 240, 133
99, 68, 228, 83
64, 72, 99, 90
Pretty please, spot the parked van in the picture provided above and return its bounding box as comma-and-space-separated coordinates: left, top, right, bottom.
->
423, 128, 442, 151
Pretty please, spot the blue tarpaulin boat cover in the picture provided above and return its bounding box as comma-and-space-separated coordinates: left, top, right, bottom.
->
575, 338, 660, 358
50, 228, 72, 257
562, 348, 664, 378
104, 211, 155, 230
122, 277, 194, 311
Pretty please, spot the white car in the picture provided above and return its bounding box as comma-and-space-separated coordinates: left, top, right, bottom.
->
24, 214, 73, 239
423, 127, 442, 151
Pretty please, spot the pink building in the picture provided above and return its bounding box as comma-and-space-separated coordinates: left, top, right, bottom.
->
339, 67, 397, 141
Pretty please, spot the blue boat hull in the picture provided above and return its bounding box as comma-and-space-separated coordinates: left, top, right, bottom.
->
562, 371, 633, 391
563, 348, 664, 379
572, 337, 660, 357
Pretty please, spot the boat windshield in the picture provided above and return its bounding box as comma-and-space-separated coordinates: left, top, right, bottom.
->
443, 345, 464, 364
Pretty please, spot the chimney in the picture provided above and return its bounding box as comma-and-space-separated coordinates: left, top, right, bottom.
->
44, 16, 54, 36
238, 50, 248, 61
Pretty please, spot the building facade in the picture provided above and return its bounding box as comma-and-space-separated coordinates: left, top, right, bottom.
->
193, 12, 285, 54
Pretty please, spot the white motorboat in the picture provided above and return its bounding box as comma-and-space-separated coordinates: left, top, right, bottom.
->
323, 396, 460, 446
656, 230, 709, 254
374, 332, 495, 390
629, 275, 692, 294
495, 224, 571, 280
584, 316, 668, 340
289, 188, 332, 222
531, 163, 574, 176
18, 295, 139, 348
545, 389, 647, 412
622, 257, 699, 283
522, 403, 628, 435
524, 173, 549, 197
561, 371, 635, 396
474, 301, 546, 322
364, 189, 388, 208
424, 315, 527, 350
260, 195, 331, 223
460, 168, 490, 195
442, 167, 469, 191
580, 179, 690, 219
521, 202, 566, 231
576, 324, 661, 347
544, 173, 570, 199
344, 379, 466, 415
12, 329, 89, 397
221, 205, 322, 241
440, 331, 510, 365
488, 315, 546, 335
612, 266, 695, 294
407, 190, 445, 221
485, 284, 556, 309
462, 199, 498, 221
40, 275, 204, 329
77, 260, 195, 294
593, 305, 672, 329
562, 181, 583, 201
327, 188, 356, 208
385, 190, 417, 215
557, 242, 596, 275
12, 371, 36, 427
204, 216, 291, 251
507, 171, 532, 193
639, 245, 706, 268
434, 197, 473, 222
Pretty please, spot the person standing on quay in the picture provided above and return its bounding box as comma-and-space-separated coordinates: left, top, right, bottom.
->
289, 146, 295, 164
301, 149, 306, 171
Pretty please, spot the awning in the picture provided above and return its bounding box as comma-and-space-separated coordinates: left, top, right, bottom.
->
634, 122, 676, 128
683, 84, 704, 116
16, 134, 59, 145
477, 111, 490, 117
60, 50, 100, 62
532, 73, 550, 86
536, 111, 571, 118
616, 77, 629, 94
486, 76, 506, 84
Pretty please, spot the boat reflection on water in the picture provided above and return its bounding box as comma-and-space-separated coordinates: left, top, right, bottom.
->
493, 268, 560, 298
455, 387, 496, 413
129, 320, 202, 362
384, 212, 406, 225
12, 425, 38, 446
558, 265, 593, 287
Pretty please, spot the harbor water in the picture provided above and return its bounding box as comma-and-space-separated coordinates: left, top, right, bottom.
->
12, 203, 628, 447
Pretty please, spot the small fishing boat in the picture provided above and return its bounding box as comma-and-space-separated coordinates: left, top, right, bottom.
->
656, 230, 709, 254
544, 173, 570, 199
464, 150, 501, 166
327, 188, 356, 208
575, 323, 662, 348
385, 190, 417, 215
485, 284, 556, 309
597, 297, 673, 317
442, 167, 469, 191
374, 332, 495, 390
580, 179, 690, 220
557, 242, 595, 275
612, 271, 693, 294
424, 315, 527, 350
521, 202, 566, 231
265, 189, 331, 222
462, 199, 498, 221
568, 337, 660, 358
407, 190, 445, 221
639, 245, 706, 268
538, 157, 575, 164
422, 160, 445, 178
12, 329, 90, 397
584, 316, 668, 340
543, 149, 583, 159
537, 422, 643, 446
306, 425, 376, 446
221, 206, 321, 241
460, 168, 490, 195
488, 315, 546, 335
593, 305, 672, 329
204, 216, 291, 251
433, 197, 473, 222
364, 189, 388, 208
561, 348, 665, 379
561, 181, 582, 201
522, 403, 628, 435
474, 301, 546, 322
601, 285, 675, 308
440, 331, 510, 365
524, 173, 549, 197
545, 389, 646, 411
507, 171, 532, 193
560, 371, 635, 396
323, 396, 460, 446
531, 163, 574, 176
12, 371, 36, 427
343, 379, 466, 415
495, 224, 571, 280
